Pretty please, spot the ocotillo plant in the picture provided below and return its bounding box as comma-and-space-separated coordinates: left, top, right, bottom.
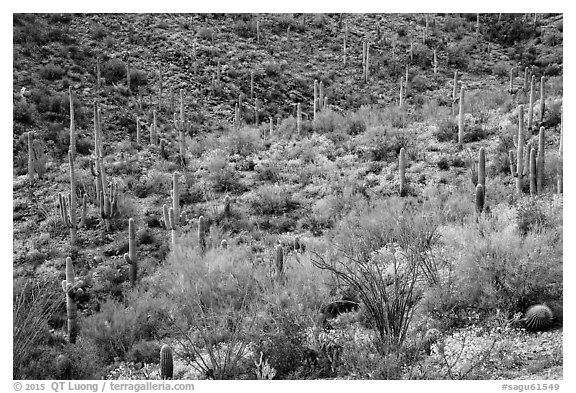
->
275, 244, 284, 281
163, 204, 177, 246
528, 75, 535, 130
123, 218, 137, 286
61, 257, 83, 344
198, 215, 207, 253
529, 148, 537, 196
539, 76, 545, 124
27, 132, 47, 184
458, 86, 465, 147
399, 147, 407, 196
59, 151, 78, 246
160, 344, 174, 380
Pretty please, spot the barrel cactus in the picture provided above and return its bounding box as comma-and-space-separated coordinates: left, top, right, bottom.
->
160, 344, 174, 380
523, 304, 554, 332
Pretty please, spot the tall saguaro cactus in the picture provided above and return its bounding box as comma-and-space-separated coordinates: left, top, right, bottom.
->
297, 103, 302, 136
399, 77, 404, 107
399, 147, 407, 196
537, 126, 545, 192
527, 75, 535, 130
475, 184, 485, 214
163, 204, 177, 246
458, 86, 465, 147
123, 218, 137, 286
59, 151, 78, 246
478, 147, 486, 190
529, 148, 537, 196
198, 215, 207, 253
539, 76, 545, 124
27, 132, 47, 184
69, 87, 76, 160
61, 257, 83, 343
509, 105, 527, 194
557, 112, 563, 194
172, 172, 180, 227
313, 80, 318, 121
275, 244, 284, 280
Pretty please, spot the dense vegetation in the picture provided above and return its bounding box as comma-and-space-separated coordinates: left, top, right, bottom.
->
13, 13, 563, 380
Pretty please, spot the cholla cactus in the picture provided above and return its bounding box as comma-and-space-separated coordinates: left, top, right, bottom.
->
160, 344, 173, 380
61, 257, 83, 343
123, 218, 137, 286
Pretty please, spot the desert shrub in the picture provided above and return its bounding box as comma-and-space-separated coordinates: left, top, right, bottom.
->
224, 126, 261, 157
247, 184, 299, 216
233, 19, 256, 38
434, 117, 458, 142
197, 26, 214, 40
102, 58, 127, 84
492, 62, 510, 77
411, 42, 432, 67
205, 149, 242, 193
39, 63, 66, 80
128, 69, 148, 90
92, 23, 108, 39
13, 100, 36, 125
439, 201, 562, 315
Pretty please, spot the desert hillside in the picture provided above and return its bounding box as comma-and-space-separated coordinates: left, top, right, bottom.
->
13, 13, 563, 380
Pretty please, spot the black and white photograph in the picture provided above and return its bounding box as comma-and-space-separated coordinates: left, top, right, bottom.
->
11, 5, 566, 387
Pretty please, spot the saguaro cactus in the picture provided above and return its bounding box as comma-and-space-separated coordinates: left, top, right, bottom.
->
151, 110, 158, 145
478, 147, 486, 190
343, 21, 348, 67
399, 147, 407, 196
297, 103, 302, 136
313, 80, 318, 121
163, 204, 177, 246
27, 132, 47, 184
61, 257, 83, 343
123, 218, 137, 287
172, 172, 181, 226
557, 116, 563, 194
529, 148, 537, 196
528, 75, 535, 130
537, 126, 545, 192
198, 215, 206, 253
399, 77, 404, 107
275, 244, 284, 280
458, 86, 465, 147
508, 66, 515, 94
59, 151, 78, 246
160, 344, 174, 380
539, 76, 545, 124
136, 117, 141, 146
509, 105, 527, 194
475, 184, 485, 214
99, 182, 119, 232
69, 87, 76, 160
